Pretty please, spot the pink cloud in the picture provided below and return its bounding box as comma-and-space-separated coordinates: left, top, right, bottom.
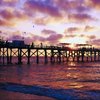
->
0, 8, 28, 27
0, 0, 18, 6
0, 19, 14, 26
68, 13, 95, 22
24, 0, 61, 17
0, 9, 14, 20
86, 0, 100, 10
87, 39, 100, 47
42, 29, 56, 35
42, 29, 63, 44
47, 34, 63, 43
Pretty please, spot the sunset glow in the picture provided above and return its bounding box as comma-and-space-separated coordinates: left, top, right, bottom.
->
0, 0, 100, 47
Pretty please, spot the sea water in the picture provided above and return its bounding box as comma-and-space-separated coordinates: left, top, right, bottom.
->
0, 61, 100, 100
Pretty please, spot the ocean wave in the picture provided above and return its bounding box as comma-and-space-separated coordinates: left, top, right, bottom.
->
0, 82, 100, 100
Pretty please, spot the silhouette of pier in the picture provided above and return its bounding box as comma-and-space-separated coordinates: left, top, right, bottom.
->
0, 40, 100, 65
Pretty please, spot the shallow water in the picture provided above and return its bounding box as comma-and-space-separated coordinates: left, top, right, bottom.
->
0, 62, 100, 100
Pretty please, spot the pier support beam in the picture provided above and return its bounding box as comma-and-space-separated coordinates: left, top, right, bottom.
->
44, 49, 48, 64
18, 48, 22, 64
36, 49, 39, 64
51, 49, 54, 63
90, 51, 93, 62
7, 47, 9, 64
58, 49, 61, 63
27, 48, 30, 64
81, 50, 84, 62
94, 51, 96, 61
0, 48, 1, 63
9, 48, 12, 64
3, 48, 5, 64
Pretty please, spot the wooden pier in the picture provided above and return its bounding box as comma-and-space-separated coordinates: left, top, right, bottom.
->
0, 41, 100, 65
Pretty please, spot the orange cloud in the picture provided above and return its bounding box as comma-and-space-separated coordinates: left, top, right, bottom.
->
0, 8, 28, 27
0, 9, 15, 20
84, 25, 95, 32
0, 19, 14, 26
85, 0, 100, 10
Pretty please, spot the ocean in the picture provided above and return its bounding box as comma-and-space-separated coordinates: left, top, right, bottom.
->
0, 61, 100, 100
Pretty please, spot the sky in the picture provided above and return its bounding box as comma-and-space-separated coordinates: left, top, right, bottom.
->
0, 0, 100, 47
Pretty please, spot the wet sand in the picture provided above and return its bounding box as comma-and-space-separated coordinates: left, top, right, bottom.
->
0, 90, 56, 100
0, 62, 100, 100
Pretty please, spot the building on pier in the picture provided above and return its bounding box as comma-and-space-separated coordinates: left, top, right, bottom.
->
12, 40, 25, 47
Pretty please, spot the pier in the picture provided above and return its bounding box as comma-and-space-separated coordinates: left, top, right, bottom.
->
0, 40, 100, 65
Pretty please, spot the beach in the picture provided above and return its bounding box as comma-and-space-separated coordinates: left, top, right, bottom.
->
0, 62, 100, 100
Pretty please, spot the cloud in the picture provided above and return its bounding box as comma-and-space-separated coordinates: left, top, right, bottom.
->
24, 0, 61, 17
24, 0, 99, 25
87, 35, 96, 39
47, 33, 63, 44
0, 0, 99, 46
65, 27, 81, 33
0, 0, 18, 6
76, 5, 90, 13
87, 39, 100, 47
0, 9, 15, 20
42, 29, 56, 35
42, 29, 63, 44
85, 0, 100, 10
54, 0, 78, 10
55, 0, 89, 13
33, 16, 63, 25
68, 13, 95, 22
0, 7, 28, 26
84, 25, 95, 32
65, 34, 76, 38
24, 0, 92, 25
79, 34, 96, 39
0, 19, 14, 26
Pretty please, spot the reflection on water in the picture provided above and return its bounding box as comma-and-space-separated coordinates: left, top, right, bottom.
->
0, 62, 100, 99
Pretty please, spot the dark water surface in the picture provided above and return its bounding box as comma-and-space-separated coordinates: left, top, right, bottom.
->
0, 62, 100, 100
